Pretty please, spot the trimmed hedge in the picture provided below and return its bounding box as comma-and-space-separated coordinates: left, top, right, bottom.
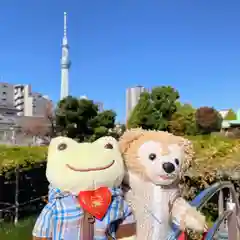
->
0, 145, 47, 174
0, 135, 240, 176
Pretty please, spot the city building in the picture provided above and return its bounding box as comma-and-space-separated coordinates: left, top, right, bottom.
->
32, 93, 52, 117
14, 84, 33, 116
80, 95, 88, 99
95, 101, 104, 112
0, 82, 15, 106
222, 109, 240, 131
219, 109, 230, 119
60, 12, 71, 100
126, 85, 146, 120
13, 84, 52, 117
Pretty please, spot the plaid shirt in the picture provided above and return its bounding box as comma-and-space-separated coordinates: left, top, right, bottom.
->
167, 230, 178, 240
33, 186, 134, 240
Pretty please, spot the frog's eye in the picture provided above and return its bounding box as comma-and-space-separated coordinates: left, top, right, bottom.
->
58, 143, 67, 151
104, 143, 113, 149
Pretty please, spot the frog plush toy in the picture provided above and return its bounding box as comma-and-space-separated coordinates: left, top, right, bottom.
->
32, 136, 135, 240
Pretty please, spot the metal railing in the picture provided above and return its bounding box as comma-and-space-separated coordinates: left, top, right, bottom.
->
0, 163, 48, 226
174, 181, 240, 239
0, 196, 46, 225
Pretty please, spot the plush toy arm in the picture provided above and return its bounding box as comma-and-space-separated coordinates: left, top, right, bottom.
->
116, 216, 136, 240
171, 197, 206, 232
115, 197, 136, 240
32, 203, 54, 240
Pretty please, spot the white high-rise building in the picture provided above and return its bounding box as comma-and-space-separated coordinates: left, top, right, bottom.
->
60, 12, 71, 100
13, 84, 52, 117
14, 84, 33, 116
126, 85, 146, 120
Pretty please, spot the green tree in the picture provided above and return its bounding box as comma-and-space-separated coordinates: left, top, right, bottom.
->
169, 103, 198, 136
224, 109, 237, 120
127, 92, 156, 129
105, 123, 126, 140
88, 110, 117, 141
127, 86, 179, 130
196, 106, 223, 134
55, 96, 116, 141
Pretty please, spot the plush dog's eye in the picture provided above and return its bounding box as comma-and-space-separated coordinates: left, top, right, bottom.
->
58, 143, 67, 151
104, 143, 113, 149
149, 153, 156, 161
175, 158, 179, 165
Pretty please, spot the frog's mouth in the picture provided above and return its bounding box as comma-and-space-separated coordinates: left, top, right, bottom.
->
66, 160, 115, 172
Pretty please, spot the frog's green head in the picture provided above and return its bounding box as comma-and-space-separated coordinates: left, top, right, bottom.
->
46, 136, 124, 194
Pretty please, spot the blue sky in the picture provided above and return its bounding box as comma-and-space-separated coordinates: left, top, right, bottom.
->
1, 1, 240, 122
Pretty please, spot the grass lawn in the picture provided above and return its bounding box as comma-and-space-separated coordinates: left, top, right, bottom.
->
0, 217, 36, 240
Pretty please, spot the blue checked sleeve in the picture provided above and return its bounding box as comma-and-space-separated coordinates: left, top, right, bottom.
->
167, 230, 177, 240
32, 202, 55, 238
51, 200, 68, 240
122, 198, 135, 222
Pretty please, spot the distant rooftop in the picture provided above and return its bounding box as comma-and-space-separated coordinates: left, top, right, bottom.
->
219, 109, 230, 118
222, 109, 240, 128
80, 95, 88, 99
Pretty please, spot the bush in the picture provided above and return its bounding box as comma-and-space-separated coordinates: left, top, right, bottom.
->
196, 107, 222, 134
169, 103, 197, 136
187, 135, 240, 175
0, 145, 47, 174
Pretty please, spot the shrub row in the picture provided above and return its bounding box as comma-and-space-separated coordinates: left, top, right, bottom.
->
0, 135, 240, 191
1, 135, 240, 178
0, 145, 47, 174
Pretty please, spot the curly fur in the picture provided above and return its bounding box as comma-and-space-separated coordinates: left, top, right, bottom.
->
119, 128, 194, 180
118, 128, 205, 240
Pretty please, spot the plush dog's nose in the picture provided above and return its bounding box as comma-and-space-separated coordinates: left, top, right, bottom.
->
162, 162, 175, 174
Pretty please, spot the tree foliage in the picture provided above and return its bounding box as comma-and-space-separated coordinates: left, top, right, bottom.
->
195, 107, 222, 134
224, 109, 237, 120
88, 110, 117, 141
19, 117, 50, 137
127, 92, 156, 129
169, 103, 197, 136
127, 86, 179, 130
55, 96, 116, 141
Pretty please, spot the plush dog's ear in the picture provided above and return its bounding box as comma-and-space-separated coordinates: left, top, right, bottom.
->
179, 138, 195, 174
119, 128, 144, 154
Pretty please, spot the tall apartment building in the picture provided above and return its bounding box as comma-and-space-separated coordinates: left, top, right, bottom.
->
126, 85, 146, 120
0, 82, 51, 117
14, 84, 33, 116
95, 101, 104, 112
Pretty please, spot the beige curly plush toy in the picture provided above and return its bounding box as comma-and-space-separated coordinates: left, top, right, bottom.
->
119, 128, 206, 240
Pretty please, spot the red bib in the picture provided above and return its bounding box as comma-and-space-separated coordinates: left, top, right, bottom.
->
78, 187, 112, 220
